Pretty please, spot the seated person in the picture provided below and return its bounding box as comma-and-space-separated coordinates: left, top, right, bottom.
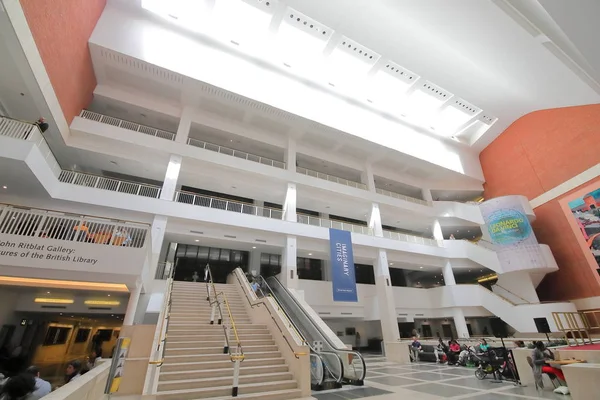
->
531, 341, 565, 388
478, 338, 490, 353
447, 340, 461, 365
434, 337, 448, 363
410, 337, 422, 362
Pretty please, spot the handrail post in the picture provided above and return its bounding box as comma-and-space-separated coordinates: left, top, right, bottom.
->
232, 358, 240, 397
223, 325, 229, 354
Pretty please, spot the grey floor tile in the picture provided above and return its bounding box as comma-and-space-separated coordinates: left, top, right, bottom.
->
368, 367, 407, 374
502, 385, 572, 399
462, 393, 536, 400
442, 376, 513, 390
367, 376, 426, 386
434, 367, 479, 376
403, 371, 465, 381
313, 387, 392, 400
365, 371, 385, 377
404, 382, 480, 398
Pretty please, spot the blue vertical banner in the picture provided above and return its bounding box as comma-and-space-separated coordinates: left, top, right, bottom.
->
329, 228, 358, 302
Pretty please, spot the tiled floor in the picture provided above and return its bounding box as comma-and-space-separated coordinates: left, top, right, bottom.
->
312, 354, 571, 400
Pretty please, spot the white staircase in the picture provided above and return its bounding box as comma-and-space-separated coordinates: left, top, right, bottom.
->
156, 281, 302, 400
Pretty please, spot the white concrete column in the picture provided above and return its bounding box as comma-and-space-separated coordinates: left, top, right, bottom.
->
160, 155, 182, 201
280, 236, 298, 289
175, 106, 193, 144
285, 136, 296, 171
452, 308, 470, 339
150, 216, 168, 278
432, 219, 444, 241
249, 249, 261, 276
422, 188, 434, 202
374, 249, 401, 345
123, 282, 143, 325
283, 183, 297, 222
442, 260, 456, 285
368, 203, 383, 237
361, 162, 376, 192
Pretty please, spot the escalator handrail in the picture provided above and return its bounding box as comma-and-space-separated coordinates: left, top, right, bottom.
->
267, 275, 366, 382
235, 270, 344, 383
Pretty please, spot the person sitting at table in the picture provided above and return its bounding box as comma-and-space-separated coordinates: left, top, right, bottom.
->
532, 341, 565, 388
447, 340, 461, 365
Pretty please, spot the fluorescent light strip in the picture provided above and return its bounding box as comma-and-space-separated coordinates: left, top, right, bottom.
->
0, 276, 129, 292
84, 300, 121, 306
34, 298, 74, 304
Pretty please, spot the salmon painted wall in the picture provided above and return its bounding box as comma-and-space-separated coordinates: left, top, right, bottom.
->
20, 0, 107, 124
480, 104, 600, 200
481, 104, 600, 301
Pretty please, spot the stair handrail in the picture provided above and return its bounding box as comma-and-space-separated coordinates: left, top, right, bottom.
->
205, 265, 244, 362
491, 283, 532, 305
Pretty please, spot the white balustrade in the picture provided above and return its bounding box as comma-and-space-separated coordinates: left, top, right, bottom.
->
296, 167, 367, 190
187, 138, 285, 169
58, 170, 162, 199
0, 116, 37, 140
0, 204, 148, 248
80, 110, 176, 141
376, 188, 430, 206
296, 214, 373, 235
175, 191, 284, 219
382, 229, 441, 247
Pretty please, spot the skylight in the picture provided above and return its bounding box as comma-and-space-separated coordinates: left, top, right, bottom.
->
209, 0, 273, 53
325, 38, 379, 95
434, 100, 480, 136
402, 83, 450, 126
367, 66, 417, 113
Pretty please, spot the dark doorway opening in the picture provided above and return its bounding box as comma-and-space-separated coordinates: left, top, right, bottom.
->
175, 244, 249, 283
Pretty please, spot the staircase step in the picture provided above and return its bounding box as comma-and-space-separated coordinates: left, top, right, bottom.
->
156, 379, 298, 400
164, 351, 281, 363
165, 345, 278, 356
159, 364, 288, 381
158, 371, 293, 391
196, 388, 303, 400
160, 357, 286, 372
166, 339, 275, 349
167, 333, 272, 342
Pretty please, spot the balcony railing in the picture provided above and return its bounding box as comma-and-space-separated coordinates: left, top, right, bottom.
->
0, 204, 148, 248
175, 191, 284, 219
376, 188, 430, 206
79, 110, 176, 141
297, 214, 373, 235
296, 167, 367, 190
382, 230, 441, 247
0, 116, 61, 177
58, 170, 162, 199
188, 138, 286, 169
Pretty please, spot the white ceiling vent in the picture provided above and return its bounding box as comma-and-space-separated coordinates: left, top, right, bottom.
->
479, 113, 497, 125
284, 7, 333, 41
451, 99, 480, 116
99, 48, 184, 85
335, 37, 380, 64
381, 61, 418, 84
419, 81, 452, 102
241, 0, 278, 12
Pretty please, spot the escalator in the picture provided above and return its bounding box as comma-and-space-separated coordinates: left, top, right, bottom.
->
254, 275, 366, 388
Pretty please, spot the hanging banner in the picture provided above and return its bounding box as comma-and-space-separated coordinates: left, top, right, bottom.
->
480, 196, 544, 272
329, 228, 358, 302
105, 337, 131, 394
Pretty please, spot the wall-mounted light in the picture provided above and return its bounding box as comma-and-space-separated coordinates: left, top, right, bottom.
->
34, 298, 74, 304
84, 300, 121, 306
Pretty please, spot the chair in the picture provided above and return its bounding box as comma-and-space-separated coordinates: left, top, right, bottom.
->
526, 356, 559, 389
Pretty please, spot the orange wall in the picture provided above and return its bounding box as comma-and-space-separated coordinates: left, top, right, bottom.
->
481, 104, 600, 301
480, 104, 600, 200
20, 0, 106, 124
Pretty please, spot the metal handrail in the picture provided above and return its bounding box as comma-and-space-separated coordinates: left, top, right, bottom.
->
79, 110, 176, 141
296, 167, 367, 190
491, 284, 532, 305
187, 137, 286, 169
148, 262, 177, 368
58, 170, 163, 199
297, 213, 373, 235
205, 265, 244, 362
175, 190, 283, 219
382, 229, 442, 247
375, 188, 431, 206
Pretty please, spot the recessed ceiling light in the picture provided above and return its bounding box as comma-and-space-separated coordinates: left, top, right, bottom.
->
308, 253, 312, 256
2, 186, 6, 189
420, 266, 423, 269
252, 246, 256, 249
107, 294, 111, 297
195, 239, 199, 242
390, 263, 394, 265
46, 291, 50, 294
110, 161, 117, 165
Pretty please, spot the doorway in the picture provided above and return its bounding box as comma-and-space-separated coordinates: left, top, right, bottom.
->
174, 244, 249, 283
442, 324, 453, 338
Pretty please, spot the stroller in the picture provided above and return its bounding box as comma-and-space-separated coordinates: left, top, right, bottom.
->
474, 347, 518, 382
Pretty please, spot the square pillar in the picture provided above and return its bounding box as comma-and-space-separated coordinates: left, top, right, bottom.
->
374, 249, 401, 350
249, 250, 261, 277
283, 183, 297, 222
123, 280, 143, 325
160, 155, 182, 201
284, 136, 296, 171
175, 106, 193, 144
361, 162, 376, 192
432, 219, 444, 241
442, 260, 456, 285
421, 188, 433, 202
452, 308, 470, 339
280, 236, 298, 289
368, 203, 383, 237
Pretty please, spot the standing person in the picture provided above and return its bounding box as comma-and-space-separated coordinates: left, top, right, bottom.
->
64, 360, 81, 384
449, 234, 456, 240
410, 336, 421, 362
24, 366, 51, 398
35, 118, 49, 133
0, 373, 37, 400
434, 337, 448, 363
